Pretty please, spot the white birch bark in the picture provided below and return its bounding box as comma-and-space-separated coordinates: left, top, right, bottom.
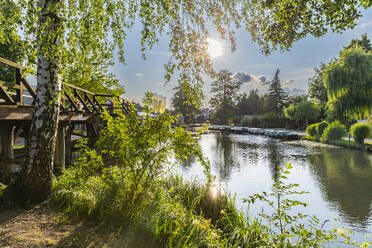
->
16, 0, 62, 203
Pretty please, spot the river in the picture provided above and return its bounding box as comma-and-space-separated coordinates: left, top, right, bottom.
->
179, 133, 372, 246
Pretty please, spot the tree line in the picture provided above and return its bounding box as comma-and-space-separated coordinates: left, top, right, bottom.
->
173, 33, 372, 131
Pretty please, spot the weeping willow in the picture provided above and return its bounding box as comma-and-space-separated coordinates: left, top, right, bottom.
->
323, 46, 372, 120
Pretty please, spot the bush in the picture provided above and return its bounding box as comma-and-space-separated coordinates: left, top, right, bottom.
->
350, 122, 371, 144
248, 112, 285, 128
306, 124, 318, 137
316, 121, 329, 138
240, 117, 250, 127
321, 121, 347, 142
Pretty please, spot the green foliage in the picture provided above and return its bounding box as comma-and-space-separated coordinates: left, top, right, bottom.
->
0, 0, 24, 84
345, 33, 372, 52
284, 100, 320, 128
316, 121, 330, 139
323, 46, 372, 120
243, 162, 363, 247
0, 183, 6, 199
237, 90, 264, 116
245, 0, 371, 54
50, 108, 269, 247
351, 123, 371, 144
267, 69, 288, 113
306, 124, 318, 137
172, 81, 203, 124
209, 69, 241, 124
308, 63, 328, 104
249, 112, 286, 128
240, 117, 250, 127
321, 121, 347, 142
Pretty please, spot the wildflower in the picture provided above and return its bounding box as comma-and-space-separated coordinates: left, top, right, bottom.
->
220, 209, 225, 215
170, 187, 174, 193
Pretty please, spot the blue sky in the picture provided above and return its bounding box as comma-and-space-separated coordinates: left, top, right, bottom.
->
112, 8, 372, 107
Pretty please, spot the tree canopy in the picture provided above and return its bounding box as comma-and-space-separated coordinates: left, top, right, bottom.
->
172, 82, 202, 124
323, 46, 372, 120
308, 63, 328, 105
209, 69, 241, 123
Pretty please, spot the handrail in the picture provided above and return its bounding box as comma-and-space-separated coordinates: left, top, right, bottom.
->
0, 57, 133, 114
0, 57, 25, 70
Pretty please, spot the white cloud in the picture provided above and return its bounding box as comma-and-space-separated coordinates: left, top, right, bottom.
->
135, 72, 143, 77
231, 71, 306, 96
359, 20, 372, 30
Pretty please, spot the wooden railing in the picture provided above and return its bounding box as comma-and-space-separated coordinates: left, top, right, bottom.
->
0, 57, 133, 114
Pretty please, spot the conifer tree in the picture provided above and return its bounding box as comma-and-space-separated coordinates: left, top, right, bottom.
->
209, 69, 241, 123
267, 69, 287, 113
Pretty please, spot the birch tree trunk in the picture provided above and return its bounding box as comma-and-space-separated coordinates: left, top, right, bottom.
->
15, 0, 62, 203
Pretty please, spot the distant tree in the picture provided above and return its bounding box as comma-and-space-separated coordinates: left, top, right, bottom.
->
308, 63, 328, 105
345, 33, 372, 52
237, 89, 261, 116
209, 69, 241, 123
284, 100, 320, 128
287, 95, 307, 105
267, 69, 288, 113
172, 82, 202, 123
323, 46, 372, 121
0, 0, 24, 84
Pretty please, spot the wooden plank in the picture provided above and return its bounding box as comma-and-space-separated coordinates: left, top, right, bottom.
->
0, 106, 94, 122
0, 57, 24, 70
84, 93, 99, 113
74, 89, 91, 113
64, 83, 95, 96
0, 80, 27, 91
21, 78, 37, 99
16, 69, 23, 104
64, 92, 79, 112
0, 84, 15, 104
92, 95, 103, 111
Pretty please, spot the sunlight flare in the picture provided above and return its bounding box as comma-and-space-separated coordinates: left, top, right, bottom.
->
206, 38, 223, 59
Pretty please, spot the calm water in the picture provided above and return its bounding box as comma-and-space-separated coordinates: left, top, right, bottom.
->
179, 133, 372, 245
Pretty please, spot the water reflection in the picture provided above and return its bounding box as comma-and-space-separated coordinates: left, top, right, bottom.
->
180, 133, 372, 234
213, 134, 238, 180
309, 148, 372, 226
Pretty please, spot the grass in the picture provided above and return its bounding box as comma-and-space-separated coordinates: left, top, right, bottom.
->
49, 162, 269, 248
302, 135, 372, 151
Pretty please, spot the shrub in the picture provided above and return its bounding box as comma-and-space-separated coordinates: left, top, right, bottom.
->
321, 121, 347, 142
316, 121, 329, 138
249, 112, 285, 128
350, 122, 371, 144
240, 117, 250, 127
305, 124, 318, 137
249, 117, 260, 127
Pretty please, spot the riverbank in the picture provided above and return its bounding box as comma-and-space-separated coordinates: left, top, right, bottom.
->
302, 135, 372, 152
208, 125, 302, 140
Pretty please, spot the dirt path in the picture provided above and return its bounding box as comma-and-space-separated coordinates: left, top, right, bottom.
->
0, 203, 160, 248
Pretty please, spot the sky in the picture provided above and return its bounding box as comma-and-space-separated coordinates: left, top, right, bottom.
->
112, 8, 372, 108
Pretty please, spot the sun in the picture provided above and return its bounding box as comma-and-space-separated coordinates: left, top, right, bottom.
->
206, 38, 223, 59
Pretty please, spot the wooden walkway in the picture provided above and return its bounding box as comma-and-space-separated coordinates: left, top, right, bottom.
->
0, 57, 133, 182
0, 57, 133, 123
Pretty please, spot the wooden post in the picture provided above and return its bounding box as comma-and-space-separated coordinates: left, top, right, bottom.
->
54, 124, 66, 174
16, 69, 23, 104
65, 123, 74, 166
0, 124, 15, 184
0, 124, 15, 160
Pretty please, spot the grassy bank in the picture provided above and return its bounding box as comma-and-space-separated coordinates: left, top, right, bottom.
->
303, 135, 372, 151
